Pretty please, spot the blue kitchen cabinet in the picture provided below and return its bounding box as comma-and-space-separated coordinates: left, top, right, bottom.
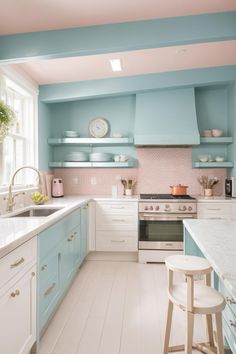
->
38, 207, 83, 335
184, 228, 204, 258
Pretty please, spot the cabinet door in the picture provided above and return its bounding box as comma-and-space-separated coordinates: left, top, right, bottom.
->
81, 205, 88, 261
0, 265, 36, 354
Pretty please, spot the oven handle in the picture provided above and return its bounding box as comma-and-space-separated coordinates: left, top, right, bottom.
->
139, 214, 197, 221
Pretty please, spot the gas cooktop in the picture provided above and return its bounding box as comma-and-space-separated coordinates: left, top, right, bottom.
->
140, 194, 195, 200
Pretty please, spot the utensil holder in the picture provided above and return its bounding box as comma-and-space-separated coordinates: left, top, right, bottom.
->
125, 188, 132, 196
204, 188, 213, 197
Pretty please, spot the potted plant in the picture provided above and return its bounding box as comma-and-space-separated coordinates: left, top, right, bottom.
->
0, 100, 16, 142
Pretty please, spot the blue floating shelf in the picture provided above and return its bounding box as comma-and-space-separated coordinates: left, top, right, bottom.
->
48, 137, 134, 146
200, 137, 233, 144
193, 161, 233, 168
49, 161, 135, 168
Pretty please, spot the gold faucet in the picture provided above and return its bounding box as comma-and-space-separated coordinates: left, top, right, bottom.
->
5, 166, 42, 213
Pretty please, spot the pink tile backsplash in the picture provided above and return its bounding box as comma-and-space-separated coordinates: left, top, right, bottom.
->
54, 148, 226, 196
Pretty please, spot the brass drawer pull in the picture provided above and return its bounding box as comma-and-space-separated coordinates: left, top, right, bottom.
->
67, 236, 73, 242
74, 231, 77, 235
207, 208, 221, 211
44, 282, 56, 297
10, 257, 25, 268
41, 265, 47, 271
111, 218, 125, 222
229, 320, 236, 328
10, 289, 20, 298
226, 296, 236, 305
111, 240, 125, 243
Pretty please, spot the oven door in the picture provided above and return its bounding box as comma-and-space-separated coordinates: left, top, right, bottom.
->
139, 213, 196, 250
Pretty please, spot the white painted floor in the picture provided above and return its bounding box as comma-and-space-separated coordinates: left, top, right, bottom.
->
38, 260, 206, 354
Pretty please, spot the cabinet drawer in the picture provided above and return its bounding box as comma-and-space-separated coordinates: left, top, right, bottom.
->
39, 250, 59, 290
0, 237, 37, 289
96, 201, 138, 215
96, 231, 138, 251
96, 214, 137, 231
39, 273, 60, 331
198, 203, 236, 219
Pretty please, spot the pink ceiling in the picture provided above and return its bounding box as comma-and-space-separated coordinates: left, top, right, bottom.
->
0, 0, 236, 35
15, 40, 236, 84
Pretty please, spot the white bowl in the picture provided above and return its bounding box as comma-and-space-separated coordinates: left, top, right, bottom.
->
201, 130, 212, 137
198, 155, 209, 162
112, 133, 123, 138
215, 156, 225, 162
211, 129, 224, 137
63, 131, 79, 138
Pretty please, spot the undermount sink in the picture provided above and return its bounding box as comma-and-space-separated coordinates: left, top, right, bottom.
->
4, 206, 64, 218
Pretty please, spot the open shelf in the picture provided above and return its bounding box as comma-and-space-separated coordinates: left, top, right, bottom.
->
193, 161, 234, 168
200, 137, 233, 144
49, 161, 135, 168
48, 137, 134, 146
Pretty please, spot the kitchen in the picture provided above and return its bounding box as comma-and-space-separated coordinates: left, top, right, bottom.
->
0, 2, 236, 354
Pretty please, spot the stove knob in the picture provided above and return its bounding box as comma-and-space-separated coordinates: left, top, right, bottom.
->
178, 205, 187, 211
144, 206, 149, 211
150, 206, 153, 211
155, 205, 159, 211
188, 206, 192, 211
165, 204, 170, 211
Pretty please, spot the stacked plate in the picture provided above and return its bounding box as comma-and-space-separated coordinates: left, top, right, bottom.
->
63, 131, 80, 138
65, 151, 89, 162
89, 152, 113, 162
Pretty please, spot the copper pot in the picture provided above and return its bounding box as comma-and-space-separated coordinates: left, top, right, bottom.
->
170, 184, 188, 195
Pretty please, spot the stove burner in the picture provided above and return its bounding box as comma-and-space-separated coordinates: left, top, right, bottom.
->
140, 194, 195, 200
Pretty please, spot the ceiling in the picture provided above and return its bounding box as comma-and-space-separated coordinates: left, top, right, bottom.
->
2, 0, 236, 85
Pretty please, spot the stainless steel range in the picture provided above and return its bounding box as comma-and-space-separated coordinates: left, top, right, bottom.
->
138, 194, 197, 263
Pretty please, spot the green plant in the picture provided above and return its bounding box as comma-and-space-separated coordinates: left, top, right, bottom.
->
0, 100, 16, 141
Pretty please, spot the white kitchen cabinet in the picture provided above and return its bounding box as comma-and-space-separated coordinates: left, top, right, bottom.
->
95, 201, 138, 251
197, 202, 236, 219
0, 238, 37, 354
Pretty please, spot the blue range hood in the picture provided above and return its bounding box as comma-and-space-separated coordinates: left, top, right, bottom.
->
134, 87, 200, 146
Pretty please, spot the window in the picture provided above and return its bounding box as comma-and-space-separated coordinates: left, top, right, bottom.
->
0, 71, 38, 188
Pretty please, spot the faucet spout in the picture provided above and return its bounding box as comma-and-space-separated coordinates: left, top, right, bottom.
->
6, 166, 42, 213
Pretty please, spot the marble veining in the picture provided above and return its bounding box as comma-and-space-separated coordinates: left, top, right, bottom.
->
184, 219, 236, 300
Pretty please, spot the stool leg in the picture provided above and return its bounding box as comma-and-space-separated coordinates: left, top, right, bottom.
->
185, 311, 194, 354
215, 312, 225, 354
163, 300, 173, 354
205, 314, 214, 347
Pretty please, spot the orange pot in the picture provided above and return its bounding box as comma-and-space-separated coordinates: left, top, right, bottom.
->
170, 184, 188, 195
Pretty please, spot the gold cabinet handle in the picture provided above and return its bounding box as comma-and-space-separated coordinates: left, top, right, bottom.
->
111, 218, 125, 222
10, 257, 25, 268
226, 296, 236, 305
74, 231, 77, 235
67, 236, 73, 242
111, 240, 125, 243
44, 282, 56, 297
10, 289, 20, 298
41, 265, 47, 271
229, 320, 236, 328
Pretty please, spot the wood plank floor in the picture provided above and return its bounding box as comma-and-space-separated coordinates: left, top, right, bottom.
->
38, 260, 206, 354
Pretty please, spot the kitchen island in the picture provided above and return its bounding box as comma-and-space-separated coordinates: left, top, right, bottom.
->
184, 219, 236, 353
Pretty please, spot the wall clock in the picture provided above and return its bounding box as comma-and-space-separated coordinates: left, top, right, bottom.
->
89, 118, 109, 138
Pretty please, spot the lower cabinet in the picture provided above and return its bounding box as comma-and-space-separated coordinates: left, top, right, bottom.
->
95, 201, 138, 251
38, 205, 88, 335
0, 238, 37, 354
197, 202, 236, 219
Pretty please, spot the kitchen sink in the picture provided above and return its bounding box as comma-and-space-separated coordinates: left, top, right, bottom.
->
4, 206, 64, 218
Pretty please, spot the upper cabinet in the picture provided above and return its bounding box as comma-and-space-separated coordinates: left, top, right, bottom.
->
192, 85, 234, 169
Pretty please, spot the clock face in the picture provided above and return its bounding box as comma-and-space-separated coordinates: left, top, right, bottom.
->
89, 118, 109, 138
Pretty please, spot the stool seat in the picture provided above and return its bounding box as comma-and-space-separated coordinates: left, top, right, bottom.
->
169, 283, 225, 315
166, 255, 212, 275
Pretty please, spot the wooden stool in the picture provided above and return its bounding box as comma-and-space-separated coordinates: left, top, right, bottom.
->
163, 255, 226, 354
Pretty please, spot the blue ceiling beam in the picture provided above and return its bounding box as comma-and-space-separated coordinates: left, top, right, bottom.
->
0, 12, 236, 63
39, 65, 236, 103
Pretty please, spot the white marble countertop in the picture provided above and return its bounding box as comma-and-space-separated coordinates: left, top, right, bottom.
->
0, 195, 139, 259
184, 219, 236, 300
